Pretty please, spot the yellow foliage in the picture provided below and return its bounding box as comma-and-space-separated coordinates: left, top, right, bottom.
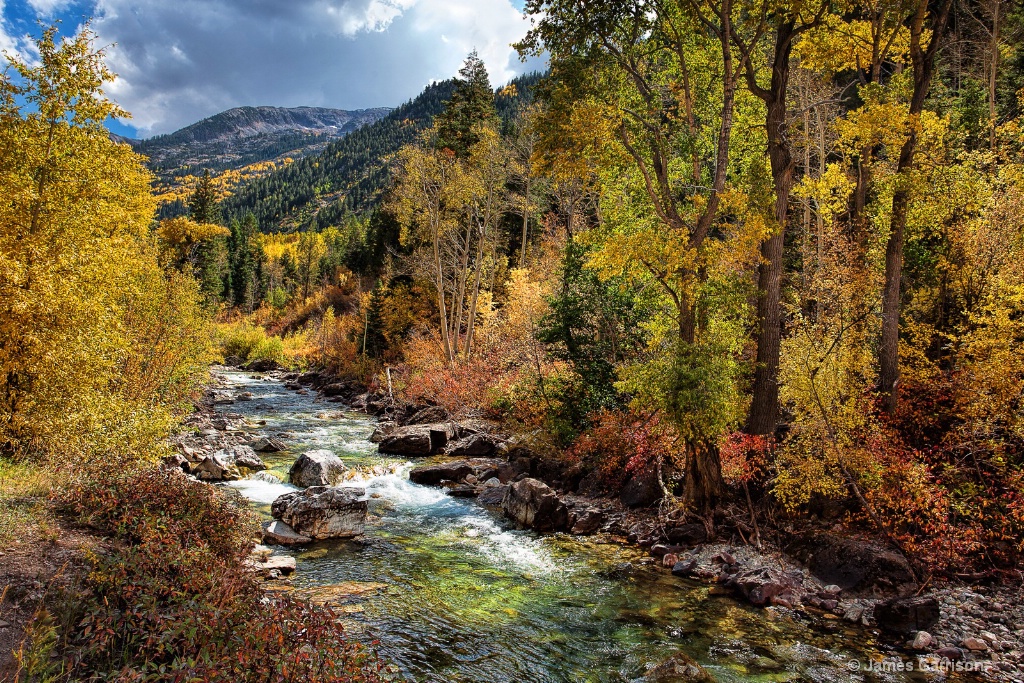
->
0, 27, 213, 466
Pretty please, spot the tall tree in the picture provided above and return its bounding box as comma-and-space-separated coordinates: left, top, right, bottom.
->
732, 0, 830, 436
878, 0, 954, 410
188, 170, 229, 304
436, 52, 497, 158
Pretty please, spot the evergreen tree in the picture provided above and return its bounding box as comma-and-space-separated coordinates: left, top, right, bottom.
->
436, 51, 497, 157
188, 170, 228, 304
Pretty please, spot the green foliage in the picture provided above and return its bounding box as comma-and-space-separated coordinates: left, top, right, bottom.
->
537, 241, 648, 434
217, 322, 284, 364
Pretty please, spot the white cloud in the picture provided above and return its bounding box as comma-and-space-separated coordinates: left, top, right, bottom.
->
90, 0, 535, 136
26, 0, 73, 17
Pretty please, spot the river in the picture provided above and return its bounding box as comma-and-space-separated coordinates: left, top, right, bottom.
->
215, 369, 933, 683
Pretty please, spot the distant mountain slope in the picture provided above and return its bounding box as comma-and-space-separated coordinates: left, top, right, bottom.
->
221, 81, 458, 231
222, 72, 543, 232
124, 106, 392, 174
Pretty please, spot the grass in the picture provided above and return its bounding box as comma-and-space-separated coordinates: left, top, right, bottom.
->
0, 459, 57, 546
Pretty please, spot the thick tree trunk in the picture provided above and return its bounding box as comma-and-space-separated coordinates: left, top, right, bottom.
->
746, 21, 796, 436
878, 0, 952, 410
684, 441, 725, 514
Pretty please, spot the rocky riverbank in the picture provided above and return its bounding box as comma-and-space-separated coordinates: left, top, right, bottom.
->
168, 365, 1024, 682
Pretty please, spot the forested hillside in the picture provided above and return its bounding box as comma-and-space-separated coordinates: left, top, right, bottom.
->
221, 71, 543, 232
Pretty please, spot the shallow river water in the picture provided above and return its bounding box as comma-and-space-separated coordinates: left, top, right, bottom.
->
215, 369, 947, 683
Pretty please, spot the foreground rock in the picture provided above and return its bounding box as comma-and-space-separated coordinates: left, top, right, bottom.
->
501, 478, 569, 532
271, 486, 367, 540
289, 449, 347, 487
249, 436, 287, 453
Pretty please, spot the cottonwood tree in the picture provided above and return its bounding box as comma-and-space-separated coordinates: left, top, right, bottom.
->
519, 0, 754, 513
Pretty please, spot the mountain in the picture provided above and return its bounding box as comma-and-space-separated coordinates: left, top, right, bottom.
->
222, 72, 543, 232
124, 106, 392, 174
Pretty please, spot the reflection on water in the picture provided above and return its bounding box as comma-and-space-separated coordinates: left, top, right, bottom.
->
216, 370, 938, 683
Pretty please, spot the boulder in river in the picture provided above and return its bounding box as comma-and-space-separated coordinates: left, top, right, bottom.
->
289, 449, 347, 488
249, 436, 287, 453
378, 424, 454, 456
271, 486, 367, 540
501, 478, 569, 532
243, 359, 279, 372
409, 461, 474, 486
369, 421, 397, 443
478, 484, 509, 506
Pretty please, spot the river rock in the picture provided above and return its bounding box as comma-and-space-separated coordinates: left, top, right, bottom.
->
570, 509, 604, 535
672, 559, 698, 577
964, 637, 989, 652
249, 436, 287, 453
193, 453, 240, 481
787, 533, 916, 592
297, 371, 322, 386
874, 595, 940, 635
729, 565, 801, 607
620, 466, 663, 508
369, 421, 397, 443
409, 461, 474, 486
667, 523, 708, 546
478, 484, 508, 506
446, 485, 478, 498
320, 382, 354, 397
445, 433, 499, 457
912, 631, 934, 650
289, 450, 347, 487
262, 519, 313, 546
644, 652, 714, 683
216, 445, 266, 472
378, 424, 454, 456
405, 405, 449, 425
271, 486, 367, 540
501, 478, 569, 532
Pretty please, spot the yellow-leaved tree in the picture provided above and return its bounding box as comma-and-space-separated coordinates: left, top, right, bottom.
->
0, 27, 213, 467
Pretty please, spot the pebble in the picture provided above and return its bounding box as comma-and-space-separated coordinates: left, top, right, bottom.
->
912, 631, 933, 649
964, 637, 989, 651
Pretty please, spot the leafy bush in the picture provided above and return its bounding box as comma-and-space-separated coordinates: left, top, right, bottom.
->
47, 468, 385, 682
217, 321, 285, 365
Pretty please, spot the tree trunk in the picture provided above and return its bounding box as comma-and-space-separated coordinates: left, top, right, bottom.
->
464, 223, 487, 356
746, 21, 796, 437
433, 225, 454, 363
684, 441, 725, 514
520, 173, 530, 266
878, 0, 953, 410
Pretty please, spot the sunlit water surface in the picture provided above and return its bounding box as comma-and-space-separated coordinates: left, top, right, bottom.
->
216, 370, 942, 683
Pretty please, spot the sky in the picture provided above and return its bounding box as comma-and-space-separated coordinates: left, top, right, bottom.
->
0, 0, 542, 138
